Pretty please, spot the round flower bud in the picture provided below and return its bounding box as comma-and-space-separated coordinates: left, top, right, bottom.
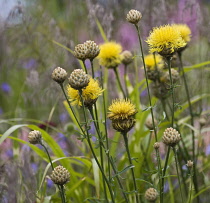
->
68, 69, 90, 90
74, 44, 88, 61
84, 40, 100, 60
50, 165, 70, 185
145, 116, 157, 130
126, 9, 142, 24
162, 127, 181, 147
28, 130, 42, 144
161, 68, 179, 84
199, 117, 207, 127
151, 82, 168, 99
121, 50, 133, 65
51, 67, 67, 84
186, 160, 193, 168
112, 118, 136, 133
145, 188, 158, 202
154, 142, 160, 149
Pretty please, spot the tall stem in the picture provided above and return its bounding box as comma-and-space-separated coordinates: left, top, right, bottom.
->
41, 143, 66, 203
124, 64, 129, 97
122, 132, 139, 203
82, 60, 88, 74
161, 146, 171, 202
172, 147, 184, 203
88, 106, 108, 202
90, 59, 95, 78
78, 90, 115, 203
178, 52, 199, 202
113, 67, 126, 99
166, 57, 175, 127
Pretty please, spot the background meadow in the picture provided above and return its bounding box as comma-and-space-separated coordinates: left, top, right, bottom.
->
1, 0, 210, 202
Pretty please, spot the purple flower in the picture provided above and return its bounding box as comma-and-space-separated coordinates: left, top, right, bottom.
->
5, 149, 13, 158
23, 58, 37, 69
31, 163, 38, 173
59, 112, 69, 123
182, 164, 188, 171
141, 89, 147, 97
47, 179, 54, 188
205, 145, 210, 155
1, 82, 11, 93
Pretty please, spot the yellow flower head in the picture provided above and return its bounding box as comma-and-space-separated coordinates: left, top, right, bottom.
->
172, 24, 191, 43
97, 42, 123, 69
67, 78, 104, 106
144, 54, 163, 70
146, 25, 186, 56
108, 99, 137, 120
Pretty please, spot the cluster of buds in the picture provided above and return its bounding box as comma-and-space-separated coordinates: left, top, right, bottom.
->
74, 40, 100, 61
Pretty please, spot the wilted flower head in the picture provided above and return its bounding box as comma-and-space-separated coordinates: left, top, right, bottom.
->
67, 78, 104, 107
146, 25, 186, 57
108, 99, 137, 120
97, 42, 123, 69
172, 24, 191, 43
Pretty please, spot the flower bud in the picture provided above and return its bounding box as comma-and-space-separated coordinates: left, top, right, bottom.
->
28, 130, 42, 144
52, 67, 67, 84
50, 165, 70, 185
162, 127, 181, 147
126, 9, 142, 24
145, 188, 158, 202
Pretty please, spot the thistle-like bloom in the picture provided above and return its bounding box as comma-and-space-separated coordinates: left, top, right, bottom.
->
108, 99, 137, 120
146, 25, 186, 57
67, 78, 104, 107
172, 24, 191, 43
97, 42, 123, 69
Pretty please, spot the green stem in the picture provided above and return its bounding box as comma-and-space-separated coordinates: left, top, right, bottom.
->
122, 132, 139, 203
134, 24, 158, 142
124, 64, 129, 97
83, 60, 88, 74
88, 106, 108, 202
187, 168, 193, 203
155, 147, 162, 203
172, 147, 184, 203
41, 143, 66, 203
166, 57, 175, 127
90, 59, 95, 78
79, 90, 115, 203
178, 52, 199, 202
113, 67, 126, 99
161, 146, 171, 202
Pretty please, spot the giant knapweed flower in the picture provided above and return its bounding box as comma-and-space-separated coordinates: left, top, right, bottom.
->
108, 99, 137, 133
50, 165, 70, 185
97, 42, 123, 69
144, 54, 164, 81
67, 78, 104, 107
172, 24, 191, 43
146, 25, 186, 57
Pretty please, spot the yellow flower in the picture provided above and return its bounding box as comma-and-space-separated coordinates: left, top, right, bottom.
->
146, 25, 186, 57
144, 54, 163, 70
172, 24, 191, 43
97, 42, 123, 68
67, 78, 104, 107
108, 99, 137, 120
